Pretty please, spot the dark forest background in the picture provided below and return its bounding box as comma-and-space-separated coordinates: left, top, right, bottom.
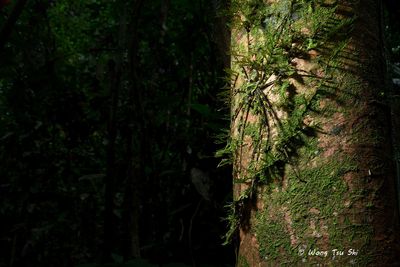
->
0, 0, 399, 266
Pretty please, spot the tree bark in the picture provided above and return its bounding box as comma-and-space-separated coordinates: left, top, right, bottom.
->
103, 58, 120, 262
230, 0, 400, 266
123, 0, 144, 259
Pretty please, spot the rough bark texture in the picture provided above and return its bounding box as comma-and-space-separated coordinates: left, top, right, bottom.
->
231, 0, 400, 265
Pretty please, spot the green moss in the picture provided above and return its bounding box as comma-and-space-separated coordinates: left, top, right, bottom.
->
237, 255, 251, 267
255, 215, 294, 261
221, 1, 370, 260
253, 149, 375, 264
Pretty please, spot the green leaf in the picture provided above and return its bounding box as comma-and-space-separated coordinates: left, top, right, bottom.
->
111, 253, 124, 264
190, 103, 212, 117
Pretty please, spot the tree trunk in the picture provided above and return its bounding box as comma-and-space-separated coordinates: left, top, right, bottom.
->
103, 58, 120, 261
123, 0, 144, 259
229, 0, 400, 265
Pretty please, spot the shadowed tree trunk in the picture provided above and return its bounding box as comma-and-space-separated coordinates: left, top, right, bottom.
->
123, 0, 144, 259
103, 58, 121, 262
229, 0, 400, 265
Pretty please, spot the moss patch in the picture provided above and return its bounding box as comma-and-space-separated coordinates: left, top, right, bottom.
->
221, 0, 382, 264
254, 147, 374, 265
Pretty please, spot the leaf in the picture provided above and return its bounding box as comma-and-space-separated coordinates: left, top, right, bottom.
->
190, 103, 212, 117
111, 253, 123, 264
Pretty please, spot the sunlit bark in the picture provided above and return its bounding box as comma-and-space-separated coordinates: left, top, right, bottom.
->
231, 0, 400, 265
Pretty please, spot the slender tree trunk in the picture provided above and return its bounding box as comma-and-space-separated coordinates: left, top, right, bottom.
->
123, 0, 144, 259
103, 58, 120, 262
103, 2, 128, 259
230, 0, 400, 266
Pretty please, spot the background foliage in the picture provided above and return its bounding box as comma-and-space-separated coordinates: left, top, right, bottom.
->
0, 0, 233, 266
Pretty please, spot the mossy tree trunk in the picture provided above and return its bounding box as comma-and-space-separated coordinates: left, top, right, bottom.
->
229, 0, 400, 265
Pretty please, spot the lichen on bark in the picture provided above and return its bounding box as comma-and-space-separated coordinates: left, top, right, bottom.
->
225, 0, 400, 265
